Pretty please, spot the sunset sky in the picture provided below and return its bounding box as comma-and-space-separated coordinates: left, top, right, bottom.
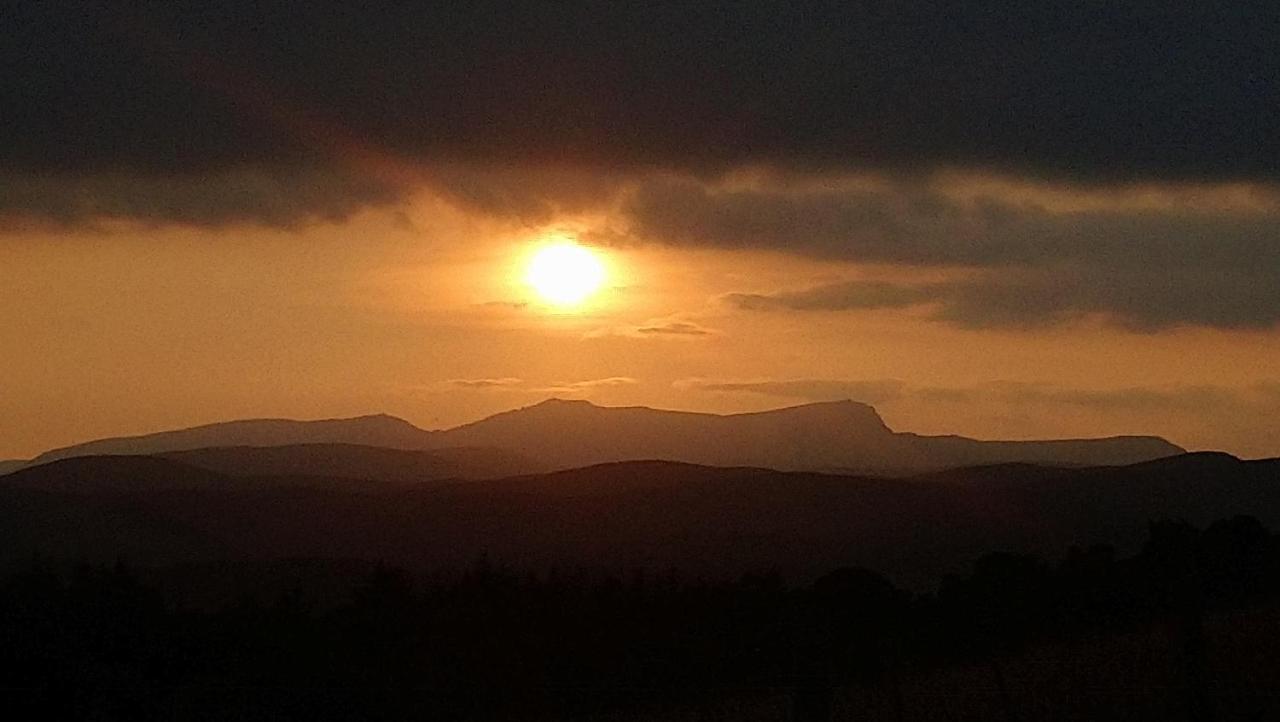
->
3, 2, 1278, 460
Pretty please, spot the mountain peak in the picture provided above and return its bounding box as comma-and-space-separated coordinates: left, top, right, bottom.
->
345, 412, 421, 428
785, 398, 879, 413
528, 398, 597, 409
749, 398, 891, 431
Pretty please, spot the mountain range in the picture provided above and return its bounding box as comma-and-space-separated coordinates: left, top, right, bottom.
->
2, 399, 1275, 588
2, 398, 1185, 478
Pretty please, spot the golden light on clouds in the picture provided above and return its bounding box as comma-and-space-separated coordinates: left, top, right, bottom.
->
524, 239, 608, 309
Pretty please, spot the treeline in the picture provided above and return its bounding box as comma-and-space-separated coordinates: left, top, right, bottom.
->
3, 516, 1279, 721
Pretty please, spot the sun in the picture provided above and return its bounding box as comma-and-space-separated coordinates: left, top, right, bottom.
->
525, 242, 607, 308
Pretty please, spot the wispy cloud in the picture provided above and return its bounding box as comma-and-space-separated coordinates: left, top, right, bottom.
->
541, 377, 639, 393
447, 376, 640, 395
724, 262, 1280, 331
636, 321, 716, 336
674, 378, 905, 404
586, 317, 719, 340
447, 377, 525, 389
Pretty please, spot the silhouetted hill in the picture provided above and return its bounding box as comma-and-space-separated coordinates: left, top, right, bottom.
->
1, 455, 234, 493
162, 443, 543, 484
887, 432, 1185, 471
6, 399, 1185, 476
0, 459, 24, 476
2, 452, 1274, 588
0, 457, 242, 564
1, 454, 443, 497
26, 414, 437, 467
433, 398, 1184, 473
435, 399, 896, 471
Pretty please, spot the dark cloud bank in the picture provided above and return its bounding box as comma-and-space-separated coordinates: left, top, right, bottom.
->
5, 2, 1277, 194
4, 1, 1279, 329
661, 178, 1280, 329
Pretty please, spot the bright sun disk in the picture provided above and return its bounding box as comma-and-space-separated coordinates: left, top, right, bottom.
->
525, 242, 606, 307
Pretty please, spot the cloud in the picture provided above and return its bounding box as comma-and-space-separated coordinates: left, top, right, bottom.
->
628, 177, 1280, 272
2, 4, 1275, 332
541, 377, 639, 393
587, 318, 719, 339
670, 177, 1280, 329
636, 321, 715, 337
423, 165, 633, 224
476, 301, 530, 311
725, 281, 932, 313
674, 378, 906, 404
2, 3, 1277, 225
0, 167, 395, 228
448, 377, 639, 394
447, 377, 525, 389
725, 266, 1280, 331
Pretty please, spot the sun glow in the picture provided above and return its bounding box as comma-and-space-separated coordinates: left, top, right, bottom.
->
525, 242, 607, 308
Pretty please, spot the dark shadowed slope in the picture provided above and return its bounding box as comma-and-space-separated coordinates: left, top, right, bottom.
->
435, 398, 1184, 473
0, 460, 24, 476
2, 452, 1273, 587
0, 454, 417, 493
162, 444, 544, 484
0, 457, 240, 564
26, 414, 438, 468
0, 455, 231, 493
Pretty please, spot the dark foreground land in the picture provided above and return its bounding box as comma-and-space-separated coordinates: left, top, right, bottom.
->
5, 515, 1280, 722
3, 451, 1279, 719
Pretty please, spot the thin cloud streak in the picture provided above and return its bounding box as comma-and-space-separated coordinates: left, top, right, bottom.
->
447, 378, 525, 390
674, 378, 906, 405
586, 318, 720, 340
445, 377, 639, 395
540, 377, 639, 393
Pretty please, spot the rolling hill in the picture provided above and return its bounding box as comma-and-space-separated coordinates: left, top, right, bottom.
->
26, 414, 436, 466
2, 452, 1274, 588
162, 443, 543, 484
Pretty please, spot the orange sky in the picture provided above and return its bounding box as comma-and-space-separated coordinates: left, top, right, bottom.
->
3, 173, 1278, 460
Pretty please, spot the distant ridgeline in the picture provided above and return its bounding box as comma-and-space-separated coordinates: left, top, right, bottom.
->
1, 449, 1276, 589
1, 398, 1185, 477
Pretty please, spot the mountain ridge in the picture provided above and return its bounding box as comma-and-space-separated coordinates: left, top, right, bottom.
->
432, 398, 1183, 473
5, 398, 1186, 476
26, 414, 437, 467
